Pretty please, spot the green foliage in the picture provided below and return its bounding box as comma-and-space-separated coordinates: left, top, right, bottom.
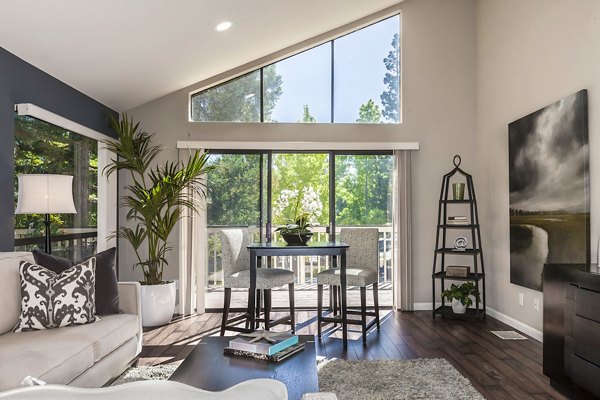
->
191, 66, 283, 122
441, 282, 480, 307
335, 155, 393, 226
206, 154, 261, 226
104, 113, 213, 284
300, 105, 317, 123
380, 33, 400, 123
272, 154, 329, 226
356, 99, 382, 123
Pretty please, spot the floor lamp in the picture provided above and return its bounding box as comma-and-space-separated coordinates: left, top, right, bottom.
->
15, 174, 77, 254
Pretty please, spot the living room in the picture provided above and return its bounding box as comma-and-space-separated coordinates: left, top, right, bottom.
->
0, 0, 599, 399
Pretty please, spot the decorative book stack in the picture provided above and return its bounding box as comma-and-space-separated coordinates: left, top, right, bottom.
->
447, 216, 468, 225
224, 331, 304, 362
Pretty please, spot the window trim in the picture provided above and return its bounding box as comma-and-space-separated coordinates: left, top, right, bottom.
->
14, 103, 118, 252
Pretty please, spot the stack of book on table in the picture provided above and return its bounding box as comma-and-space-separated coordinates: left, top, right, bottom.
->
447, 216, 468, 225
224, 331, 304, 362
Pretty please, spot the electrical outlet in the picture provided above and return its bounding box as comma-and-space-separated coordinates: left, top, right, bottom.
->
533, 297, 540, 311
519, 293, 524, 307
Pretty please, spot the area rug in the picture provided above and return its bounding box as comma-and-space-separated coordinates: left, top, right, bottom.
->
112, 363, 178, 386
113, 358, 484, 399
318, 358, 484, 400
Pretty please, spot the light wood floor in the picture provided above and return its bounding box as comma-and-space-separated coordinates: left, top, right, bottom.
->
140, 310, 566, 400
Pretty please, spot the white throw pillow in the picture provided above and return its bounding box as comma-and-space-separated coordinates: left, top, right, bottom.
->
13, 258, 98, 332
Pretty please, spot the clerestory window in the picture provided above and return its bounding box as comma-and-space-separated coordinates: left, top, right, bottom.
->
190, 14, 400, 124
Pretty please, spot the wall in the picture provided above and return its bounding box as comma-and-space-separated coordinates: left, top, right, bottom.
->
124, 0, 478, 306
0, 47, 116, 251
476, 0, 600, 331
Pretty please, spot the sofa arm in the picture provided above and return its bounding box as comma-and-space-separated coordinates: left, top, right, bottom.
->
118, 282, 142, 354
118, 282, 141, 316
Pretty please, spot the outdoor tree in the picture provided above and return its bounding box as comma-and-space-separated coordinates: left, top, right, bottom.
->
356, 99, 382, 123
380, 33, 400, 123
335, 155, 393, 226
206, 154, 261, 226
191, 66, 283, 122
300, 104, 317, 123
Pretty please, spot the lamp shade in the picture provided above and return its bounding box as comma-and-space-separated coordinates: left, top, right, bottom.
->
15, 174, 77, 214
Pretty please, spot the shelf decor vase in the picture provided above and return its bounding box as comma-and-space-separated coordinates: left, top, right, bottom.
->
281, 232, 313, 246
451, 298, 467, 314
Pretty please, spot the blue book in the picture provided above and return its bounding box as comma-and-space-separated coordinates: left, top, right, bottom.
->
229, 332, 299, 355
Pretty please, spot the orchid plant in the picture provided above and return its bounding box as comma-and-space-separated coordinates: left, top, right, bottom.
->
274, 187, 322, 235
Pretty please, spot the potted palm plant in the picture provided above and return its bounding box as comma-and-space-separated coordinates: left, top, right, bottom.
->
104, 113, 212, 327
441, 281, 480, 314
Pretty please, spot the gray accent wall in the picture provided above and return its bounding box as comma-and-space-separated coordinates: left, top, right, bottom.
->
0, 46, 117, 251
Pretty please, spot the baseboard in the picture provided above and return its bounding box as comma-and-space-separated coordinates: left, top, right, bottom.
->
411, 302, 543, 342
486, 307, 543, 342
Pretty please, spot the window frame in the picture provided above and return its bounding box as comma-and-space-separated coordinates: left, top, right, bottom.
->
189, 13, 401, 124
13, 103, 118, 254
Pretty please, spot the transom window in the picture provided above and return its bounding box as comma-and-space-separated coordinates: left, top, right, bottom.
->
190, 15, 400, 124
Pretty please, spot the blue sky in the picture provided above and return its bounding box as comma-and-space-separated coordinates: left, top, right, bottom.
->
268, 16, 399, 123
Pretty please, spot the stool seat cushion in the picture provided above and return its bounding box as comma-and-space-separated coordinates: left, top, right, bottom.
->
317, 267, 378, 287
225, 268, 294, 289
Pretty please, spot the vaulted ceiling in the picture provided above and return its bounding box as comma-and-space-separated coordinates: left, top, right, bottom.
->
0, 0, 400, 111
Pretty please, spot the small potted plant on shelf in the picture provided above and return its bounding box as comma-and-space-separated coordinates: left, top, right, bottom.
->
441, 281, 480, 314
274, 187, 322, 246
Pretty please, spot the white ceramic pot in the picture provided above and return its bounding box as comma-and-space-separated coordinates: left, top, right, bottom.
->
140, 281, 176, 327
451, 298, 467, 314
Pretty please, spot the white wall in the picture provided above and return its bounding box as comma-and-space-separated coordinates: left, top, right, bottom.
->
122, 0, 478, 307
476, 0, 600, 331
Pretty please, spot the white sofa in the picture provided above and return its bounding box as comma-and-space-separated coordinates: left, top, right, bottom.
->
0, 252, 142, 391
0, 380, 288, 400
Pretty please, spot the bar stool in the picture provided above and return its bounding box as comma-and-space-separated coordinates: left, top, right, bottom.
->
317, 227, 381, 343
219, 228, 296, 335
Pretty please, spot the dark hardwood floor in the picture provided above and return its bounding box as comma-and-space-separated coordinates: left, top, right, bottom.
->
140, 310, 566, 400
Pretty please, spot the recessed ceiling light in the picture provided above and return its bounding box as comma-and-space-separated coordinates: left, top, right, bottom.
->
215, 21, 232, 32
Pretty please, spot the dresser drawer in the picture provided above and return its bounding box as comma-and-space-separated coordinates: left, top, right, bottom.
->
576, 288, 600, 322
574, 316, 600, 366
572, 355, 600, 398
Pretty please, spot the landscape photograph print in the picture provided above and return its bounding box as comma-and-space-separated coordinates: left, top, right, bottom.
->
508, 89, 589, 291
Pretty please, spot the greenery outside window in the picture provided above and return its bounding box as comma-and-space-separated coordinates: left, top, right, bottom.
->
14, 114, 98, 260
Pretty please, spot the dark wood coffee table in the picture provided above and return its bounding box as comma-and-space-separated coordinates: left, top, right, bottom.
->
169, 335, 318, 400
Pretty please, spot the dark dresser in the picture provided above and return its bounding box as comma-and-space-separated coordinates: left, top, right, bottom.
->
543, 263, 600, 399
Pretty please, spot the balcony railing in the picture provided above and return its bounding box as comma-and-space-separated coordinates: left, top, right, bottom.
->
206, 226, 393, 287
15, 229, 97, 261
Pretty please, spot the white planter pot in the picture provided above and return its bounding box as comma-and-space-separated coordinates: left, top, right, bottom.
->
451, 298, 467, 314
140, 281, 176, 327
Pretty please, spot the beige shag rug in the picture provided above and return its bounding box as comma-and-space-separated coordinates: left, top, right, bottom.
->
114, 358, 484, 399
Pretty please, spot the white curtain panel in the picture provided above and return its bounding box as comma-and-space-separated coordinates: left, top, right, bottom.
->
178, 148, 208, 315
393, 150, 413, 311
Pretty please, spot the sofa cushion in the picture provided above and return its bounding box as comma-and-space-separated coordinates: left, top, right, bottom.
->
14, 259, 98, 332
58, 314, 140, 362
0, 327, 94, 390
0, 252, 35, 335
33, 247, 120, 315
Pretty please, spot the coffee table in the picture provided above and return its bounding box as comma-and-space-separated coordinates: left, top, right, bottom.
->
169, 335, 318, 400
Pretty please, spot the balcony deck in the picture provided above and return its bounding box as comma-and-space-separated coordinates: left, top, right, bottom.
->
205, 282, 393, 309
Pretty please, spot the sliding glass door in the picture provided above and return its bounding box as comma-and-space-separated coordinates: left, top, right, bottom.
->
203, 150, 394, 310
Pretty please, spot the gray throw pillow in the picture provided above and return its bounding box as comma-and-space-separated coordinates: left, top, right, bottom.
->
33, 247, 119, 315
13, 258, 98, 332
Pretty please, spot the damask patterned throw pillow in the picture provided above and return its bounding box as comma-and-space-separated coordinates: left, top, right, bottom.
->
13, 258, 98, 332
